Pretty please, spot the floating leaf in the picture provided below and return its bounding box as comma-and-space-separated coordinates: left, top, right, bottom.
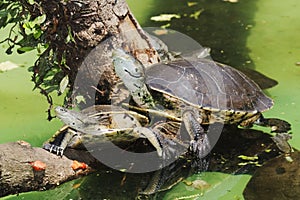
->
150, 14, 181, 22
238, 161, 262, 167
223, 0, 239, 3
187, 2, 198, 7
0, 61, 19, 72
189, 9, 204, 20
183, 179, 210, 190
238, 155, 258, 161
191, 180, 211, 190
161, 23, 171, 29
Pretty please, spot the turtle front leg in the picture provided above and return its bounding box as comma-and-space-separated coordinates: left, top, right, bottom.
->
254, 115, 291, 133
43, 127, 80, 156
132, 127, 163, 157
133, 126, 181, 160
182, 110, 211, 158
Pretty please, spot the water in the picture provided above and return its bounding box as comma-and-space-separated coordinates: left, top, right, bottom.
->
1, 0, 300, 199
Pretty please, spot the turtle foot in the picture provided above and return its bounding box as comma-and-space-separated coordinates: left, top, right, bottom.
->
269, 119, 291, 133
256, 117, 291, 133
189, 133, 211, 159
43, 143, 64, 156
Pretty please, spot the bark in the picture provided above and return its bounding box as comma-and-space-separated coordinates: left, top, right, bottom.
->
0, 141, 93, 197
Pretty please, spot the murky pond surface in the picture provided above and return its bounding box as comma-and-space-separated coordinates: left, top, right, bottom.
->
1, 0, 299, 199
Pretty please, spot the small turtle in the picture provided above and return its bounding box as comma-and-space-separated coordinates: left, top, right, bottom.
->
112, 49, 291, 158
44, 105, 162, 156
44, 105, 186, 158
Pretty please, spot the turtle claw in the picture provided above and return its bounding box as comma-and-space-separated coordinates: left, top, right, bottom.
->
43, 143, 64, 156
189, 133, 211, 159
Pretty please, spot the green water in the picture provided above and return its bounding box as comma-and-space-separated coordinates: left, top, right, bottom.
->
247, 1, 300, 151
1, 0, 300, 199
0, 32, 63, 146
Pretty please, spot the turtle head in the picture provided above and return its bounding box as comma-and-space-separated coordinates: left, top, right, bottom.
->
55, 106, 89, 130
112, 49, 155, 108
112, 49, 145, 82
112, 49, 146, 95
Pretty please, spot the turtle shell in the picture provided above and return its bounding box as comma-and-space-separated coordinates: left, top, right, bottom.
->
145, 58, 273, 113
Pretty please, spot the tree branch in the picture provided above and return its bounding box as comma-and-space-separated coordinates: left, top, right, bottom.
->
0, 141, 93, 197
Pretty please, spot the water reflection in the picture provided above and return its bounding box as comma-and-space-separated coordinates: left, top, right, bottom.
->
62, 124, 281, 199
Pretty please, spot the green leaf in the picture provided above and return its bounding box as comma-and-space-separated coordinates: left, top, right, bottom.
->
0, 10, 8, 17
23, 22, 34, 35
33, 29, 42, 39
17, 46, 35, 53
0, 17, 8, 28
33, 14, 46, 25
27, 0, 35, 5
28, 66, 34, 72
66, 25, 75, 43
59, 75, 69, 94
75, 95, 86, 104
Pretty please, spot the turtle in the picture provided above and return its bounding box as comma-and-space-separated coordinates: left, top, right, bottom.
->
43, 105, 187, 158
112, 49, 291, 159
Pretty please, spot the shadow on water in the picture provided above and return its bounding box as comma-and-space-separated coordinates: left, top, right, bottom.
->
36, 126, 281, 200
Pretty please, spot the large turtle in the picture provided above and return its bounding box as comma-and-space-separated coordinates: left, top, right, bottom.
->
112, 49, 291, 158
